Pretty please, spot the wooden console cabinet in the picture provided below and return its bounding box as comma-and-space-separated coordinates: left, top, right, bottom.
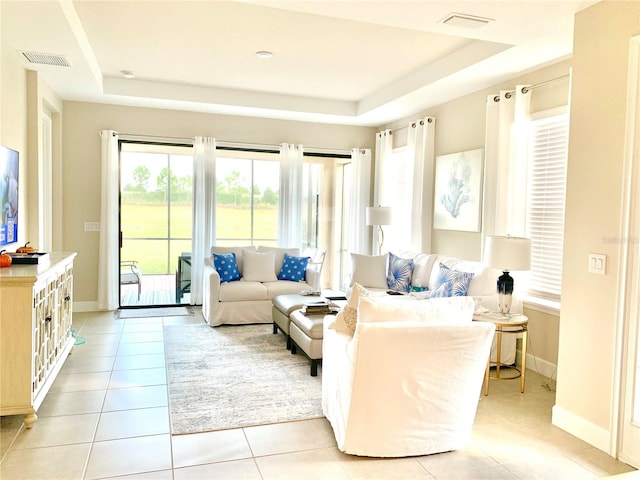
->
0, 252, 76, 428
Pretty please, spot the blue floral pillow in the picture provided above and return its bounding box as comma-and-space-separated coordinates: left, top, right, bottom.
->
213, 252, 241, 283
277, 253, 310, 282
386, 252, 414, 292
430, 263, 474, 298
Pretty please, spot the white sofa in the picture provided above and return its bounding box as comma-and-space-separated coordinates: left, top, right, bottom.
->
348, 251, 522, 364
322, 295, 495, 457
202, 245, 321, 327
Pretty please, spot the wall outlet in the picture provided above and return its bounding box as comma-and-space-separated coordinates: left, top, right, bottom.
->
84, 222, 101, 232
588, 253, 606, 275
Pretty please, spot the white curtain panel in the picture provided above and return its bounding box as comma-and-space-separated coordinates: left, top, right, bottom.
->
191, 136, 217, 305
97, 130, 120, 311
483, 87, 531, 251
278, 143, 304, 248
407, 117, 436, 253
349, 148, 372, 255
373, 131, 392, 252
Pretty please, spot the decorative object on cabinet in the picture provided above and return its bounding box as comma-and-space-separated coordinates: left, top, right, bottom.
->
0, 252, 76, 428
433, 148, 484, 232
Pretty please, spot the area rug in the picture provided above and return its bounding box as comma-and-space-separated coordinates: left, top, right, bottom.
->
164, 323, 323, 434
118, 307, 192, 319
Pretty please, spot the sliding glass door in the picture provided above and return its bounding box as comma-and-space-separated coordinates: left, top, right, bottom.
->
119, 142, 193, 307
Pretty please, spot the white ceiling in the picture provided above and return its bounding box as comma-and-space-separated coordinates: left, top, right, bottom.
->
1, 0, 597, 126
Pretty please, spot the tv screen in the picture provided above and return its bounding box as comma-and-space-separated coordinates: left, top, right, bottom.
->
0, 145, 19, 247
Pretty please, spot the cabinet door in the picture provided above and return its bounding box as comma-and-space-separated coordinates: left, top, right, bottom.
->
55, 265, 74, 355
32, 275, 59, 398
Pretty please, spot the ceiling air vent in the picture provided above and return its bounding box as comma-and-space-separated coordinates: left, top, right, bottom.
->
20, 51, 71, 67
440, 13, 493, 29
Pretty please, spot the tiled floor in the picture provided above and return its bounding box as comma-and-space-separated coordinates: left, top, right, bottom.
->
0, 309, 637, 479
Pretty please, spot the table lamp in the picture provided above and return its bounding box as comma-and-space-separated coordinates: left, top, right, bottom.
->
483, 235, 531, 314
366, 206, 392, 255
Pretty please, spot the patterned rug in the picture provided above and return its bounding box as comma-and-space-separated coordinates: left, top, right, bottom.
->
164, 323, 323, 434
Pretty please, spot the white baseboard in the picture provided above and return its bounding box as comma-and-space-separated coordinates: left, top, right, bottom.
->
73, 301, 101, 312
515, 350, 557, 380
552, 404, 612, 454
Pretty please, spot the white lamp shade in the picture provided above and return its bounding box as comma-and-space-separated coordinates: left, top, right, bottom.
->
483, 235, 531, 271
366, 206, 392, 226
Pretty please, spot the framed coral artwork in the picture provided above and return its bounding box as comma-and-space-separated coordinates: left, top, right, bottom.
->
433, 148, 484, 232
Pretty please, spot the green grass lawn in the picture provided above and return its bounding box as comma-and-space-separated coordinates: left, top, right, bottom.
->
121, 204, 277, 274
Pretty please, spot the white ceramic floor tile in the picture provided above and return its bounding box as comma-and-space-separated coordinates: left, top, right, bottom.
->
331, 449, 434, 480
61, 354, 115, 374
171, 428, 253, 468
11, 413, 99, 449
0, 442, 91, 480
123, 322, 164, 334
49, 371, 112, 393
244, 419, 335, 457
417, 447, 501, 478
117, 341, 165, 356
113, 353, 166, 371
84, 434, 172, 479
174, 458, 263, 480
109, 367, 166, 389
98, 470, 174, 480
501, 454, 598, 479
255, 447, 350, 480
120, 331, 164, 344
95, 406, 170, 441
103, 385, 168, 411
37, 389, 106, 417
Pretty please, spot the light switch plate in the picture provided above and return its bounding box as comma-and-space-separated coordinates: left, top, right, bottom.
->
588, 253, 606, 275
84, 222, 101, 232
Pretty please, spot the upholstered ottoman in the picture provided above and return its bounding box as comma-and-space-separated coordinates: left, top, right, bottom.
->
272, 294, 311, 349
289, 309, 332, 376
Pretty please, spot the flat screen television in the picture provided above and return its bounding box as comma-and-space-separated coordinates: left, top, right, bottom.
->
0, 145, 19, 247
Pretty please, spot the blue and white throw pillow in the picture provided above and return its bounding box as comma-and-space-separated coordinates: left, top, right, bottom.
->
386, 252, 414, 292
277, 253, 310, 282
430, 263, 474, 298
213, 252, 241, 283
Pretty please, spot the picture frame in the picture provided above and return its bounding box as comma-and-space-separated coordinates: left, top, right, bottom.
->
433, 148, 484, 232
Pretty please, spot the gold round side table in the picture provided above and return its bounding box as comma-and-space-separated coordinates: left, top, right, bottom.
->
473, 312, 528, 395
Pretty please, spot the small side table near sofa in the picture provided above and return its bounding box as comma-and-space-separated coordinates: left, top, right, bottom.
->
473, 311, 529, 395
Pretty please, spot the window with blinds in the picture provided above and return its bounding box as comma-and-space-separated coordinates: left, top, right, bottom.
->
525, 110, 569, 302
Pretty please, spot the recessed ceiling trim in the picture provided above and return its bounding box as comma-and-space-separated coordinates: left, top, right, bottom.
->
20, 50, 72, 67
440, 13, 494, 29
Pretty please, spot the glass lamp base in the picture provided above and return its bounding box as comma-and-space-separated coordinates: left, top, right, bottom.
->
498, 293, 512, 314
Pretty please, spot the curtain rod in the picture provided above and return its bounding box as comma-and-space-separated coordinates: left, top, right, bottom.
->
494, 74, 571, 102
378, 116, 435, 136
111, 131, 351, 155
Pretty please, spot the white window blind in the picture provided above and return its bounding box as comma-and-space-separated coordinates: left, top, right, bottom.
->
525, 111, 569, 301
379, 148, 413, 252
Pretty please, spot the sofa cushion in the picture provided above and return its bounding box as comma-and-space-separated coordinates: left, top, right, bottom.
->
350, 253, 388, 289
211, 245, 256, 274
430, 263, 475, 298
386, 252, 414, 292
264, 280, 312, 299
213, 252, 241, 283
357, 295, 475, 325
219, 281, 267, 302
333, 282, 369, 334
277, 253, 310, 282
242, 250, 277, 282
257, 246, 300, 277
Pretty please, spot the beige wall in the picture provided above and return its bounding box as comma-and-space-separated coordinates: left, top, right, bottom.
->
1, 26, 28, 245
381, 60, 572, 372
554, 0, 640, 451
62, 102, 375, 304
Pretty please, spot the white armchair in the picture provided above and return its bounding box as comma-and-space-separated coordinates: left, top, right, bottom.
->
322, 296, 495, 457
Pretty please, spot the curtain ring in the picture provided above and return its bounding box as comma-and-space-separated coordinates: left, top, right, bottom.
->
493, 95, 500, 102
420, 119, 425, 125
411, 122, 416, 128
521, 86, 530, 94
505, 91, 513, 99
427, 118, 433, 123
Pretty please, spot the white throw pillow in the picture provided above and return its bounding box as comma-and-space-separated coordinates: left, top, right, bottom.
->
333, 283, 369, 335
242, 250, 277, 282
350, 253, 388, 289
357, 295, 475, 324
